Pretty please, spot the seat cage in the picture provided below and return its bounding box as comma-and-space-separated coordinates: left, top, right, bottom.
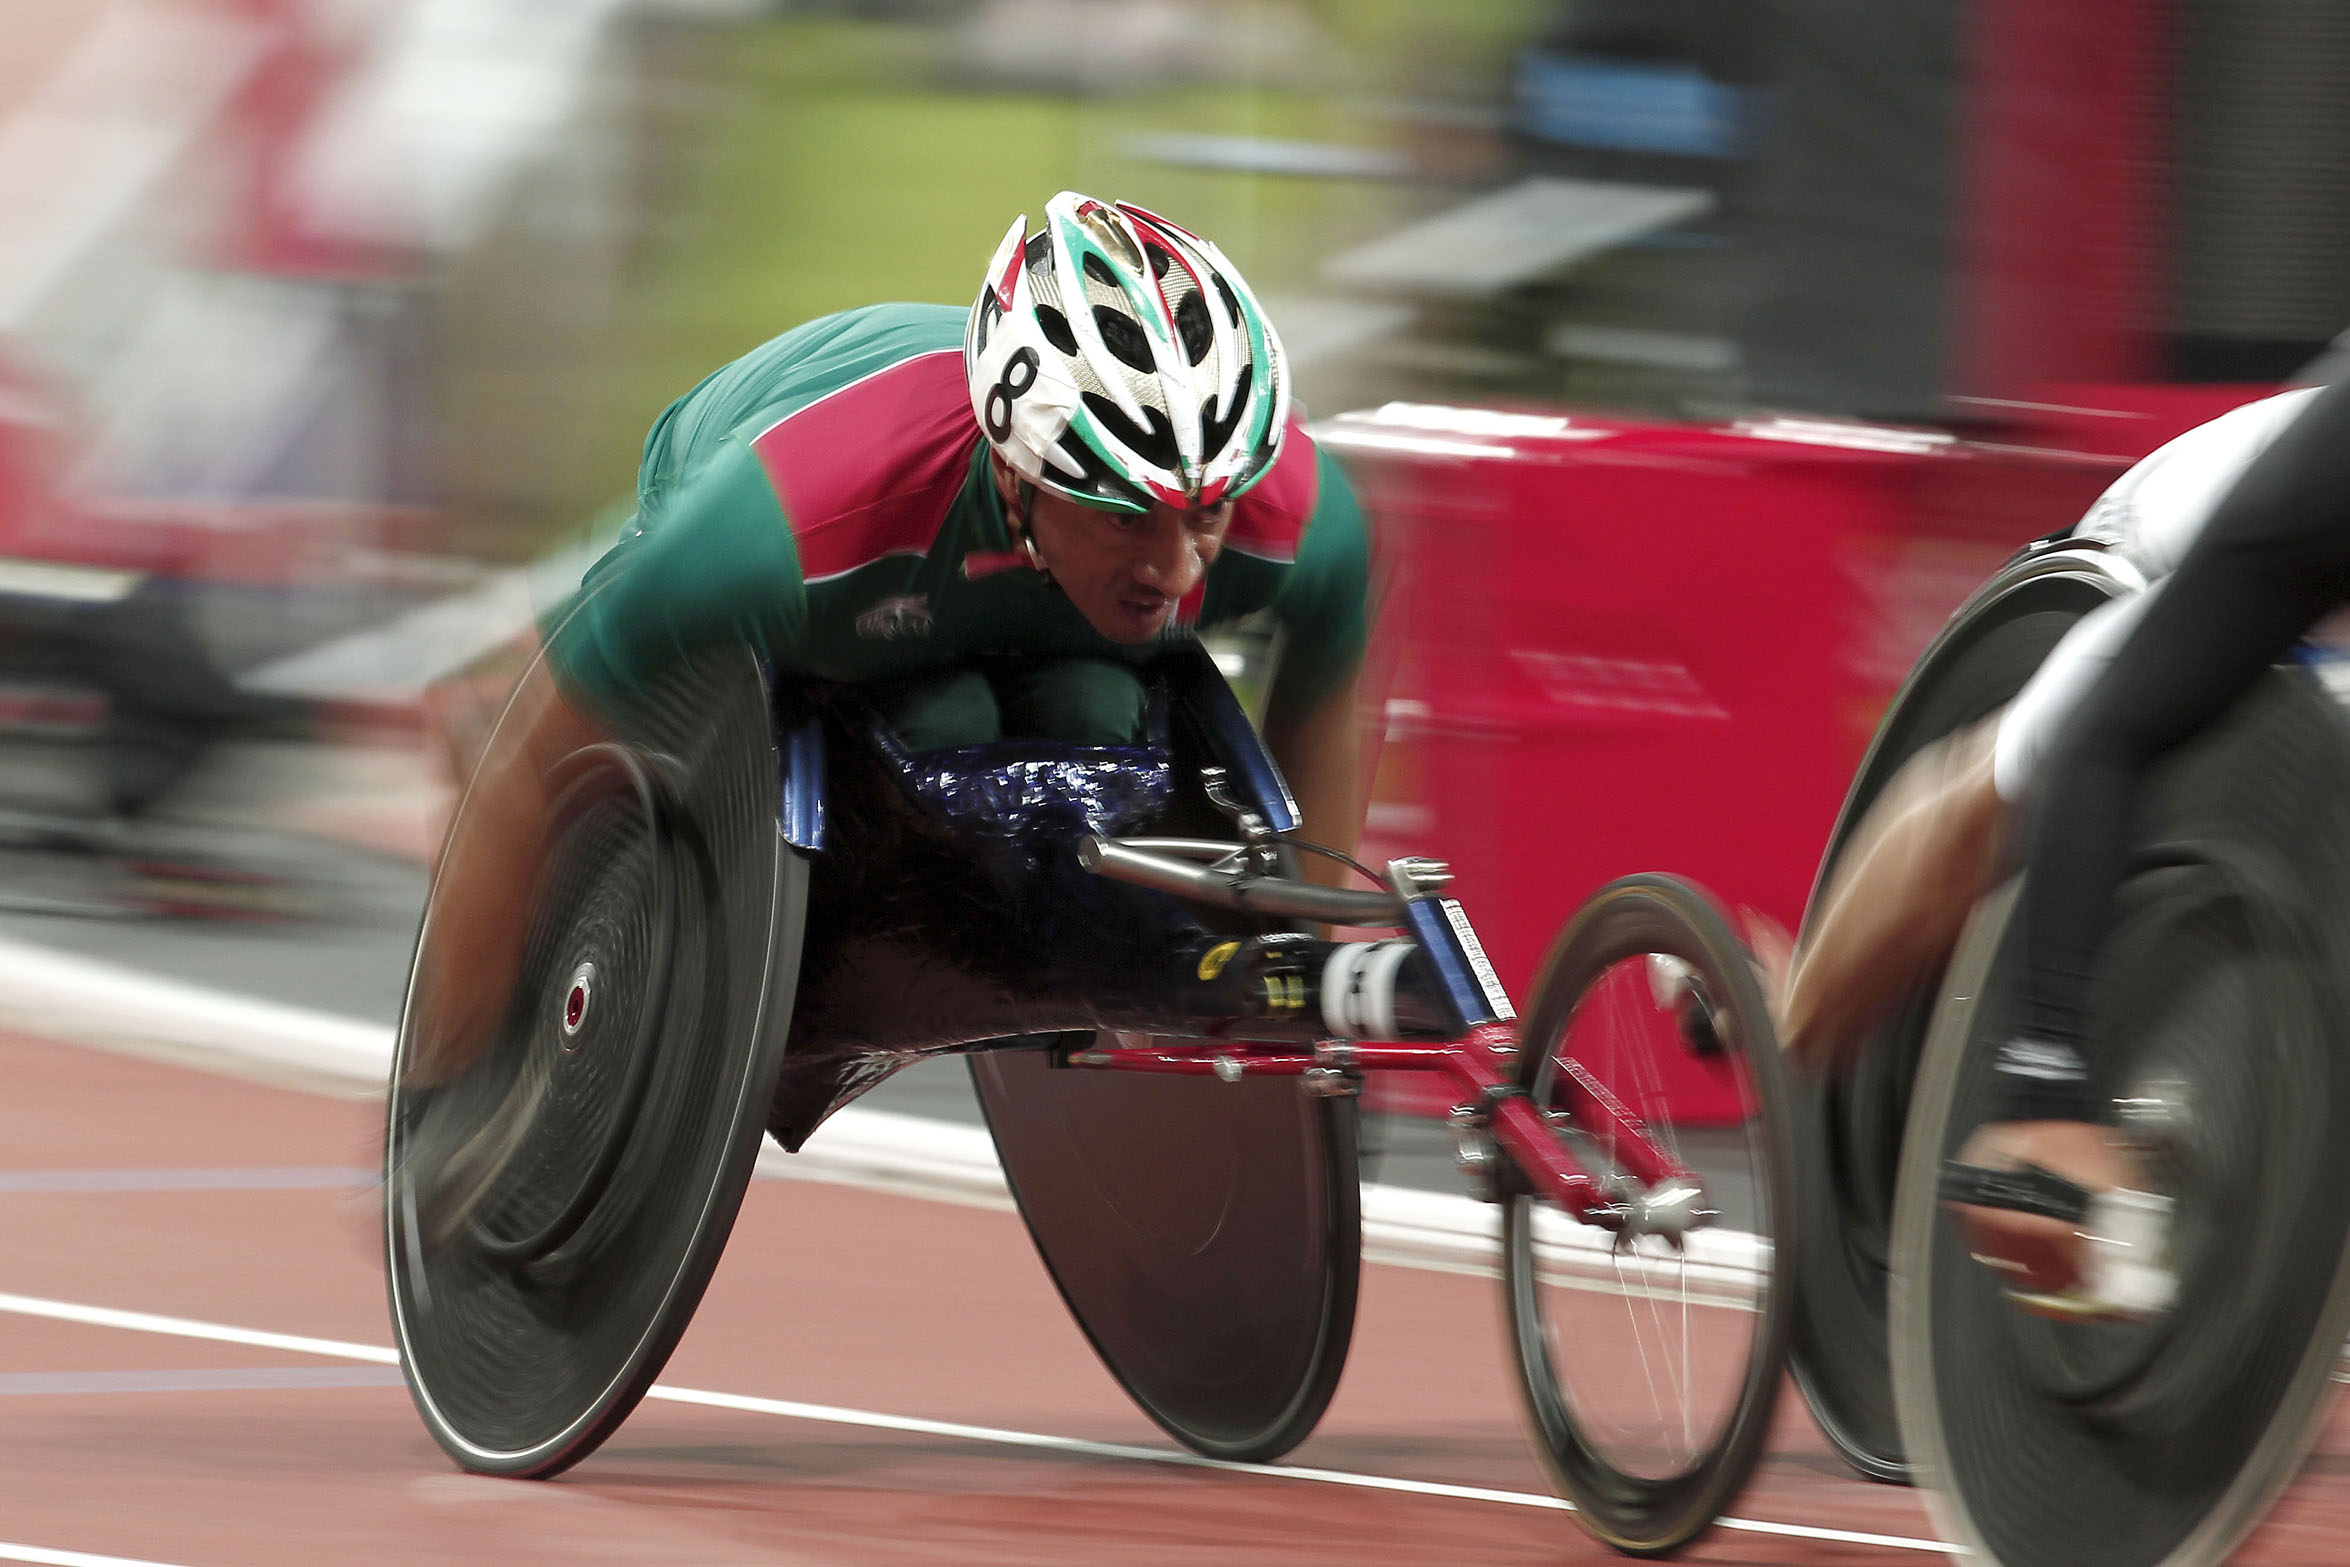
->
760, 644, 1311, 1148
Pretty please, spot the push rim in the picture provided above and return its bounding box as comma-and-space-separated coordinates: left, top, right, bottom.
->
466, 744, 679, 1265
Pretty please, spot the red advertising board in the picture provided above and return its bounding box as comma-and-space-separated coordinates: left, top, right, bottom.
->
1324, 402, 2167, 1120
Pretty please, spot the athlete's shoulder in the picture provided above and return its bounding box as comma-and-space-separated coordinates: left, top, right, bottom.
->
736, 304, 984, 583
1223, 418, 1331, 565
761, 302, 967, 384
2078, 386, 2322, 573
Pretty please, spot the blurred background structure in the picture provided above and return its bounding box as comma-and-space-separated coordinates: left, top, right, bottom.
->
0, 0, 2348, 1104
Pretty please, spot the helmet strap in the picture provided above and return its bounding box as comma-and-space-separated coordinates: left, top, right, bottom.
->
987, 452, 1064, 592
1007, 474, 1058, 589
1009, 478, 1040, 561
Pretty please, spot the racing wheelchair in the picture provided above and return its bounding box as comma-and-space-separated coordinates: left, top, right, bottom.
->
1789, 538, 2350, 1565
382, 608, 1797, 1558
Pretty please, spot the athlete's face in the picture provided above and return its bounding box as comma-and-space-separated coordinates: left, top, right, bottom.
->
1024, 485, 1234, 643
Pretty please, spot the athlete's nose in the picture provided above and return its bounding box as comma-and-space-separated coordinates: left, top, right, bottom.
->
1133, 511, 1197, 590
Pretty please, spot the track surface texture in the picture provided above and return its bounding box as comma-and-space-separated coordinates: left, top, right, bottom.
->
7, 1029, 2350, 1566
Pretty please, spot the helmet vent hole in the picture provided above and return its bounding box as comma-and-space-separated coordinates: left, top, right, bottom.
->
1081, 391, 1181, 471
1081, 252, 1120, 286
1035, 304, 1080, 356
1093, 308, 1155, 373
1056, 429, 1150, 509
1201, 362, 1253, 455
1174, 293, 1213, 366
1147, 245, 1174, 278
1023, 233, 1051, 270
1212, 272, 1244, 326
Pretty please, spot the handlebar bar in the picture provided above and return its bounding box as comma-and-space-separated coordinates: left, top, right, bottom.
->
1075, 834, 1407, 926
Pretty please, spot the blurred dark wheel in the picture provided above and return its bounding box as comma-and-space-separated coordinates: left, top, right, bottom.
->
465, 744, 677, 1265
971, 1044, 1360, 1463
969, 817, 1359, 1466
1789, 546, 2127, 1483
1505, 874, 1796, 1557
1892, 661, 2350, 1567
386, 641, 802, 1478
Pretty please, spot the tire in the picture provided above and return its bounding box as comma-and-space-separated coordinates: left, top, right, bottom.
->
1790, 547, 2128, 1482
1891, 662, 2350, 1567
385, 645, 802, 1477
1503, 874, 1796, 1557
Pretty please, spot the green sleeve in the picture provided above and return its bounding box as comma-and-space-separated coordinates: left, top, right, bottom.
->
1268, 447, 1371, 705
544, 437, 808, 708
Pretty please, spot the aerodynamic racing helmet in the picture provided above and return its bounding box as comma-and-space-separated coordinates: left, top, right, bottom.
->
964, 192, 1290, 514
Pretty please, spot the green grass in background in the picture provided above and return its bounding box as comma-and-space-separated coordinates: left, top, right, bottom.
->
441, 3, 1546, 551
633, 21, 1398, 386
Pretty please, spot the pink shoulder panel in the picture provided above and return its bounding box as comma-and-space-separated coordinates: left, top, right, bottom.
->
747, 349, 975, 583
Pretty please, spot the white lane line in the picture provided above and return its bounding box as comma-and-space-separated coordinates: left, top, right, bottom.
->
0, 1293, 398, 1365
0, 1167, 374, 1195
0, 936, 392, 1097
0, 1290, 1953, 1556
0, 1544, 199, 1567
0, 1367, 407, 1397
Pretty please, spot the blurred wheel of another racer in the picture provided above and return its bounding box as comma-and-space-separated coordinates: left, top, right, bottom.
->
1785, 366, 2350, 1318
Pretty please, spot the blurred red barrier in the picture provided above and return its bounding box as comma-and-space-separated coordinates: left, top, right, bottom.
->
1326, 401, 2182, 1122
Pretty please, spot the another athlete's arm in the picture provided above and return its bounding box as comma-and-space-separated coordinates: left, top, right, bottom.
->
1780, 714, 2006, 1069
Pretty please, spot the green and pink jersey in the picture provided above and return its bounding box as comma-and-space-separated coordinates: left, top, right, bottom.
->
548, 303, 1368, 709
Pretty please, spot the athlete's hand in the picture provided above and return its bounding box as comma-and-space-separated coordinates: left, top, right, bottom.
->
1742, 909, 1793, 1026
1947, 1120, 2144, 1300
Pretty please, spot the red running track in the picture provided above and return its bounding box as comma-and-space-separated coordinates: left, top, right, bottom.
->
3, 1031, 2349, 1567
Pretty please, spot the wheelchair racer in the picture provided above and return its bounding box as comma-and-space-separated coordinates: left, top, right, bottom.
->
1782, 375, 2347, 1315
408, 194, 1370, 1190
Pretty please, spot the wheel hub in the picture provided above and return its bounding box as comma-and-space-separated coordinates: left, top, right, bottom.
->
561, 961, 597, 1043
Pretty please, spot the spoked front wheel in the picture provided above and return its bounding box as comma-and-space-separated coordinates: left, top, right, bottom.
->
1504, 875, 1796, 1557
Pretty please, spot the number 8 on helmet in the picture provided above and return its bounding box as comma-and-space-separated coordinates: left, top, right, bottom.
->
964, 190, 1291, 516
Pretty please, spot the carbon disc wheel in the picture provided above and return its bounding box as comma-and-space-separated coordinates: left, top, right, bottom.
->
1504, 875, 1796, 1557
461, 746, 678, 1266
1790, 548, 2127, 1482
969, 792, 1360, 1466
385, 645, 800, 1477
1892, 664, 2350, 1567
971, 1042, 1360, 1463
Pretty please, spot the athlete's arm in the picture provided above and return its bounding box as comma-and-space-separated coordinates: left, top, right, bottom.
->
1261, 447, 1372, 885
547, 439, 809, 708
1780, 713, 2006, 1069
412, 442, 808, 1082
1263, 661, 1363, 883
409, 660, 606, 1083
